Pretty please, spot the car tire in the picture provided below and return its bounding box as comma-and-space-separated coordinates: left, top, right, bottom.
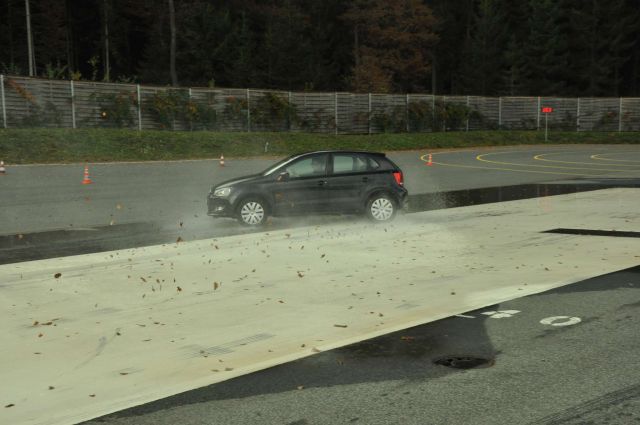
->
365, 193, 397, 222
236, 198, 269, 226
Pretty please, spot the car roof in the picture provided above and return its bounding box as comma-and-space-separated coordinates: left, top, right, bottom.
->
292, 150, 386, 158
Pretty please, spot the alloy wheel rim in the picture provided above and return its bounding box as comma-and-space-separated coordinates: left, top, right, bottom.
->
371, 198, 393, 221
240, 202, 265, 225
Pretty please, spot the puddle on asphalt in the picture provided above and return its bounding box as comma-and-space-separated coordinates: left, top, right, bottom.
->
407, 181, 640, 213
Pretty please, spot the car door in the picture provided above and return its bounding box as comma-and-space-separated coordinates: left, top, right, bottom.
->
272, 153, 330, 214
325, 153, 371, 212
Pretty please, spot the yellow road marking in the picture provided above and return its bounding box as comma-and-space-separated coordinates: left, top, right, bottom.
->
476, 151, 631, 173
534, 153, 640, 168
418, 153, 619, 176
591, 154, 640, 163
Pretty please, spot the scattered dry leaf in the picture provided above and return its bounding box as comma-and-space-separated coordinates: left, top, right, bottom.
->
5, 404, 14, 408
333, 324, 347, 328
297, 271, 304, 278
38, 333, 43, 338
54, 273, 61, 279
213, 282, 220, 290
48, 386, 55, 390
177, 286, 182, 292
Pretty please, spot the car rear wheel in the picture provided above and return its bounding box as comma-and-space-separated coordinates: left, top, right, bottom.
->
237, 198, 268, 226
366, 194, 396, 222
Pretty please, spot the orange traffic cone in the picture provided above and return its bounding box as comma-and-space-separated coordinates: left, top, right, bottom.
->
0, 161, 6, 175
82, 165, 93, 185
219, 154, 225, 167
426, 153, 433, 166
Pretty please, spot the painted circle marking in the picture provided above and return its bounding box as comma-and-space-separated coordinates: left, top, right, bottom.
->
539, 316, 581, 327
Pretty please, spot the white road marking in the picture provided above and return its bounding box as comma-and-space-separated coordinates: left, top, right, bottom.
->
481, 310, 521, 319
540, 316, 582, 327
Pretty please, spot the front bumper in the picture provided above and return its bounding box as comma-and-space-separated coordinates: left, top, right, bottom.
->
207, 195, 234, 217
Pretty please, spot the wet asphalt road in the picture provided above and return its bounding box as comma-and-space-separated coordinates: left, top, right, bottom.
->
2, 144, 640, 424
2, 145, 640, 265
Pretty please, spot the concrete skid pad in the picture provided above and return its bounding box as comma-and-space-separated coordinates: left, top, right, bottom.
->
1, 188, 638, 425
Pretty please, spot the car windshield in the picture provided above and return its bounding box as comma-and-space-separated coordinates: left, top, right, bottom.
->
261, 154, 299, 176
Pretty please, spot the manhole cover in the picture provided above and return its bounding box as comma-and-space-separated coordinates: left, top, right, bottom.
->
433, 356, 493, 369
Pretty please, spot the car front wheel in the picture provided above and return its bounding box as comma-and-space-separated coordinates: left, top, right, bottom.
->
237, 198, 268, 226
366, 194, 396, 222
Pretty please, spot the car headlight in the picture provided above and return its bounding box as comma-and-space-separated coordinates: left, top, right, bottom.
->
213, 187, 231, 197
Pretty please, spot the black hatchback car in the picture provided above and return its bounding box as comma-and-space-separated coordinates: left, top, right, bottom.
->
207, 151, 408, 226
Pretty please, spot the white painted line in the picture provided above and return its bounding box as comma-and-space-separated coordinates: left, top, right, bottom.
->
540, 316, 582, 327
481, 310, 521, 319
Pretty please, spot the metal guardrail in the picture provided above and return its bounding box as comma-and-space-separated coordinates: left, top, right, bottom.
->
1, 75, 639, 133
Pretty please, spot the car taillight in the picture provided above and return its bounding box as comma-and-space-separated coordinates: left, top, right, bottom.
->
393, 171, 403, 186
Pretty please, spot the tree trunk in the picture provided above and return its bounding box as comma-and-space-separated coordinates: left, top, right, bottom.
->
25, 0, 35, 76
65, 0, 75, 76
103, 0, 110, 81
169, 0, 178, 86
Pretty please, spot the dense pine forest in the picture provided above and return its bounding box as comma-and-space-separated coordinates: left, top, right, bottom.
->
1, 0, 639, 96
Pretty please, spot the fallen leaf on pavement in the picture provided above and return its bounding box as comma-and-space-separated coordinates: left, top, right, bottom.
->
333, 324, 347, 328
54, 273, 61, 279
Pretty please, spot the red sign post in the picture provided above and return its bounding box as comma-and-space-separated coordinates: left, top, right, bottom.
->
541, 107, 553, 141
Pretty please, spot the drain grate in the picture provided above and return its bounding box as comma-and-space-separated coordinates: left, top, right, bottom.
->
433, 356, 494, 369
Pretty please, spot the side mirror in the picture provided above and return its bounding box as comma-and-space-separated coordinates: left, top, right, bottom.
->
276, 171, 290, 182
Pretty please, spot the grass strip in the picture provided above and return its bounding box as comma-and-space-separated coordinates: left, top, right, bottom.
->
0, 128, 638, 164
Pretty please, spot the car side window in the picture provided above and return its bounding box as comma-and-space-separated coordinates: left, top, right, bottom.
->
284, 154, 328, 178
366, 156, 381, 170
333, 154, 369, 174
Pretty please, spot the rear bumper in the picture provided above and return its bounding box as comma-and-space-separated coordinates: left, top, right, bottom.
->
396, 188, 409, 212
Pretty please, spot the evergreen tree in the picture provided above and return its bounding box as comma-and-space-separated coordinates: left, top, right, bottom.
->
459, 0, 508, 95
525, 0, 571, 96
